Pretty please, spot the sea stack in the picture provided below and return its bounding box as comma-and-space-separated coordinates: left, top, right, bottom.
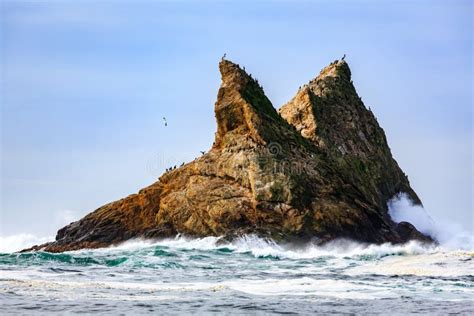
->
25, 59, 431, 252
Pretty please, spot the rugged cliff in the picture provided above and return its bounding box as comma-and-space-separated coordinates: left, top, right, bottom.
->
25, 59, 431, 252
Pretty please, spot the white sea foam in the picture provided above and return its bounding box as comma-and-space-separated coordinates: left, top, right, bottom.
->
347, 251, 474, 277
3, 272, 472, 301
1, 234, 472, 304
223, 277, 396, 299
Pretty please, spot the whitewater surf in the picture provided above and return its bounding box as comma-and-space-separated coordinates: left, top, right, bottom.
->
1, 234, 473, 314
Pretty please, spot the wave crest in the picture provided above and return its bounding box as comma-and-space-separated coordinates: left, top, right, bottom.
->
2, 229, 467, 260
94, 234, 439, 260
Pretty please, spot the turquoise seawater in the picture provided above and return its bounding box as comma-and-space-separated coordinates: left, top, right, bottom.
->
1, 236, 473, 314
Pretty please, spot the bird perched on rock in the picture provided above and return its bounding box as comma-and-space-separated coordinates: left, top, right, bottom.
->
221, 53, 227, 60
200, 151, 206, 155
342, 54, 346, 60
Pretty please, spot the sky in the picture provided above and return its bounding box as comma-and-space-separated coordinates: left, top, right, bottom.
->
1, 0, 472, 238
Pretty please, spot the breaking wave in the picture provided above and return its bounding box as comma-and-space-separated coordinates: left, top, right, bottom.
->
0, 234, 443, 265
100, 235, 438, 260
0, 230, 466, 260
1, 234, 473, 313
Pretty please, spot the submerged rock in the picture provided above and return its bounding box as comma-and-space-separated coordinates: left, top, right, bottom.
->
25, 59, 432, 252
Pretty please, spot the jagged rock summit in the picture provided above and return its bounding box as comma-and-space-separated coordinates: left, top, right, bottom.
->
26, 58, 431, 252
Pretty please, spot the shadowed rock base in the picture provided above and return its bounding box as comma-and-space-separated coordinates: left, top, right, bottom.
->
24, 59, 432, 253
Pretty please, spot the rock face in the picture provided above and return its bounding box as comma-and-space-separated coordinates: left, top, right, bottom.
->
26, 59, 431, 252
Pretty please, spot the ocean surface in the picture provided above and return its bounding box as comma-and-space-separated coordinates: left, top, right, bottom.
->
1, 235, 473, 315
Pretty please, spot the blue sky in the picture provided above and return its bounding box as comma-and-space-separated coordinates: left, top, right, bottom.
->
1, 0, 472, 237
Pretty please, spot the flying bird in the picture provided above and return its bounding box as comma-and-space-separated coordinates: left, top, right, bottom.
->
162, 117, 167, 127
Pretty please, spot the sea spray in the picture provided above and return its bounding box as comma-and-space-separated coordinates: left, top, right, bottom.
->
388, 193, 474, 250
0, 234, 53, 253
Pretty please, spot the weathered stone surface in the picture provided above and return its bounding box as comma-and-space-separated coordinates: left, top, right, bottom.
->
24, 59, 431, 252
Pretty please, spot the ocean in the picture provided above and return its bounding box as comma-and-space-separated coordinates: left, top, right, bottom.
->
1, 235, 473, 315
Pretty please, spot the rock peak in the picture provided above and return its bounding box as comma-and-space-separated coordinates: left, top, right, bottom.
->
218, 59, 267, 95
214, 59, 280, 149
218, 59, 248, 86
280, 58, 422, 210
316, 59, 351, 82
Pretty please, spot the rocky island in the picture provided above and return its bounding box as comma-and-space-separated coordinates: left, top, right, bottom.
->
26, 58, 431, 252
